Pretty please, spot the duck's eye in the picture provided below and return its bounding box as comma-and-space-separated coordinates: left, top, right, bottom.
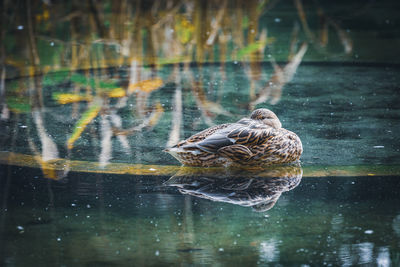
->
261, 116, 272, 120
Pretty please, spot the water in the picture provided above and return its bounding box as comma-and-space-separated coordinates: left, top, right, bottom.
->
1, 0, 400, 266
1, 165, 400, 266
2, 63, 399, 167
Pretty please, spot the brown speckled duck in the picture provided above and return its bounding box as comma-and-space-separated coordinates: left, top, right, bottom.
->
165, 108, 302, 167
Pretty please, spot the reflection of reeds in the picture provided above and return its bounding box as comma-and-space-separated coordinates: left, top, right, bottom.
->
2, 0, 357, 176
191, 80, 231, 126
99, 112, 112, 167
166, 65, 183, 147
26, 0, 41, 70
32, 109, 59, 161
294, 0, 315, 42
0, 0, 5, 120
67, 99, 102, 150
110, 111, 131, 154
206, 0, 227, 46
251, 42, 308, 108
12, 0, 266, 73
113, 101, 164, 136
295, 0, 352, 54
328, 18, 353, 54
4, 0, 354, 78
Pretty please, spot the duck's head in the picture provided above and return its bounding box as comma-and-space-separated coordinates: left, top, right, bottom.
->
250, 108, 282, 129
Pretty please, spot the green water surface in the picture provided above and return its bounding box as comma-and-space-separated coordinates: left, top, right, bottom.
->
1, 0, 400, 266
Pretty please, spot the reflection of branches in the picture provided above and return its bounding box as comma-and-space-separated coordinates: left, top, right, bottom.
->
0, 70, 6, 120
184, 62, 231, 126
152, 1, 182, 30
113, 102, 164, 136
295, 0, 352, 55
27, 115, 70, 180
0, 0, 6, 119
32, 109, 59, 161
2, 0, 359, 171
294, 0, 315, 42
110, 111, 131, 154
206, 0, 227, 46
26, 0, 40, 69
88, 0, 108, 38
4, 0, 356, 78
251, 43, 308, 108
59, 10, 84, 22
191, 80, 231, 126
166, 65, 183, 147
99, 113, 112, 167
328, 18, 352, 54
289, 22, 300, 60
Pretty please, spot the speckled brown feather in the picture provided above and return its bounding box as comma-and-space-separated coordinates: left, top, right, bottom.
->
166, 110, 302, 167
175, 123, 231, 147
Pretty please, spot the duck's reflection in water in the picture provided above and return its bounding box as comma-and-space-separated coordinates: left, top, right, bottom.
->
165, 165, 302, 212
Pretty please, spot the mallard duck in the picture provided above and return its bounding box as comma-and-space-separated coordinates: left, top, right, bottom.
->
164, 108, 302, 167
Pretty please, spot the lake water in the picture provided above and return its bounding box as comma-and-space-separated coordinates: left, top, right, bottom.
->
1, 165, 400, 266
1, 0, 400, 266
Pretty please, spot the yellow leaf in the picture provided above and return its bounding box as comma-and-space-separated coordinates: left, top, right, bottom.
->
108, 88, 126, 98
54, 93, 92, 104
175, 15, 194, 44
128, 78, 163, 94
43, 9, 49, 20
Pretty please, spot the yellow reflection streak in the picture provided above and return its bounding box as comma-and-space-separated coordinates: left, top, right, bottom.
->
67, 101, 102, 149
1, 152, 399, 179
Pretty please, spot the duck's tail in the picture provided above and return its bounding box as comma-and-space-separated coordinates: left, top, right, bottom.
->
164, 147, 188, 165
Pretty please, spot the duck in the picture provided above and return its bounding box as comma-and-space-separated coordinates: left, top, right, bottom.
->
164, 108, 302, 167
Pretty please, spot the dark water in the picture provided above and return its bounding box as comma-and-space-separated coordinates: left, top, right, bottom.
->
1, 165, 400, 266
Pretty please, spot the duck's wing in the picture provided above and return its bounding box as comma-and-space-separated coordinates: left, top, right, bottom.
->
183, 118, 254, 145
189, 123, 273, 153
226, 124, 275, 146
185, 123, 232, 143
212, 126, 277, 162
172, 123, 232, 148
175, 123, 239, 152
